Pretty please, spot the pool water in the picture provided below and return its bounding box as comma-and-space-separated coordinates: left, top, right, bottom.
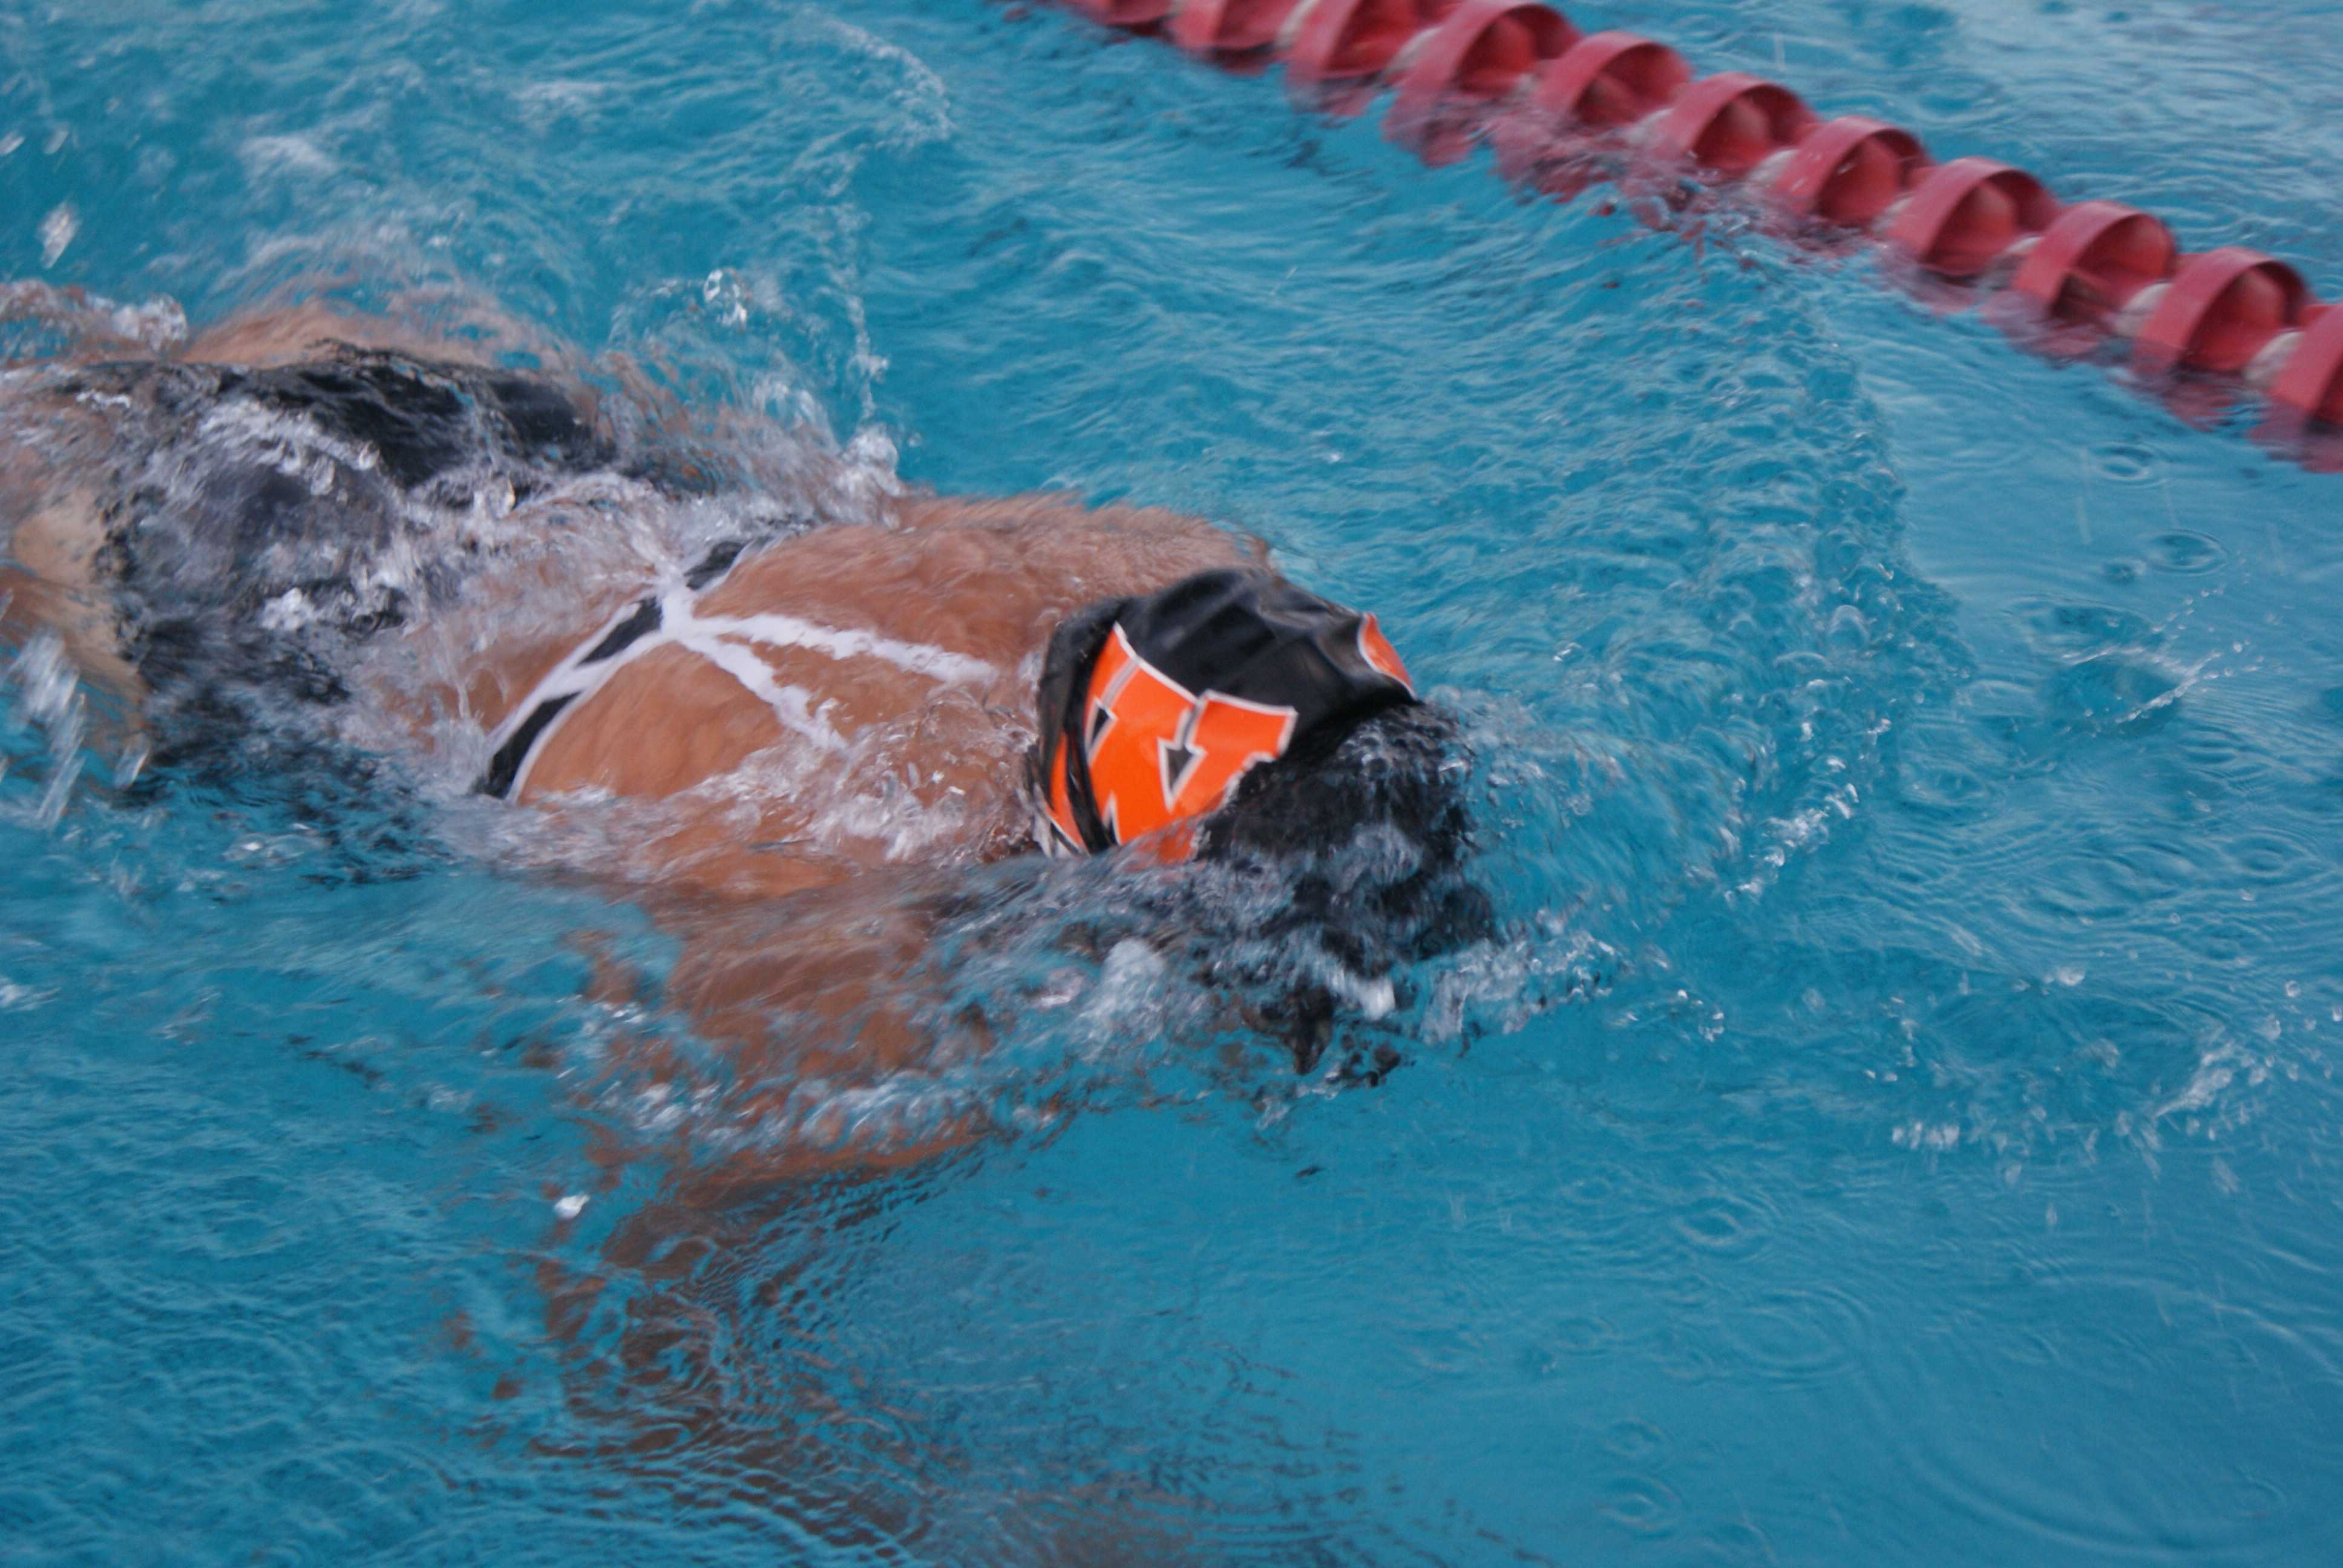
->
7, 0, 2343, 1562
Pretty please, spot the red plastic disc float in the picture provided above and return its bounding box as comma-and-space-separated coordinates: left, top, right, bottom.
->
1530, 30, 1688, 128
1169, 0, 1305, 54
1285, 0, 1457, 88
2008, 200, 2175, 322
1068, 0, 1176, 27
2133, 247, 2310, 376
1487, 29, 1685, 185
1884, 157, 2058, 278
1651, 73, 1816, 176
2270, 305, 2343, 426
1385, 0, 1577, 154
1768, 115, 1928, 227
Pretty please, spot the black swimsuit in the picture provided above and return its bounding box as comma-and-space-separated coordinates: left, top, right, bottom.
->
37, 346, 791, 773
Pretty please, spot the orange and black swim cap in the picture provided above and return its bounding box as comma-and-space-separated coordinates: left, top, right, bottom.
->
1031, 569, 1417, 857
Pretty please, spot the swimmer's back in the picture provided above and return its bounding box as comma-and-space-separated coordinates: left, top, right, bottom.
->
460, 495, 1263, 892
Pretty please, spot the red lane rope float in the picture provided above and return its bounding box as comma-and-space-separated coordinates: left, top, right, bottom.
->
1650, 71, 1815, 175
1489, 29, 1685, 187
1883, 158, 2059, 279
1169, 0, 1300, 54
2133, 248, 2310, 376
1536, 30, 1687, 128
1770, 116, 1928, 227
2272, 306, 2343, 426
2011, 201, 2177, 322
1384, 0, 1576, 157
1285, 0, 1455, 90
1035, 0, 2343, 461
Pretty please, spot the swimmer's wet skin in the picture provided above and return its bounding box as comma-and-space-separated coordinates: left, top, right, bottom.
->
1, 329, 1488, 1110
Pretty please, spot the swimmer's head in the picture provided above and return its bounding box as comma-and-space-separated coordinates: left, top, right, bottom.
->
1029, 568, 1424, 861
1030, 569, 1492, 1080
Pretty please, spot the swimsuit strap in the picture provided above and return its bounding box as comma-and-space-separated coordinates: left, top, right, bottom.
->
477, 543, 997, 800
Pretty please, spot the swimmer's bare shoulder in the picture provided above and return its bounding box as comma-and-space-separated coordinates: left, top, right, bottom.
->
708, 489, 1261, 675
178, 293, 572, 374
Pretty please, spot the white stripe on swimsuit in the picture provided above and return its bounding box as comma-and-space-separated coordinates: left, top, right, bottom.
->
479, 549, 995, 799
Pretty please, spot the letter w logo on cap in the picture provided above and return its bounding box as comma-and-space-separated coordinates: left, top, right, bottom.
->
1083, 624, 1296, 845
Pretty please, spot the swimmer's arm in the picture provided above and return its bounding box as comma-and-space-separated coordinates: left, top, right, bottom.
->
1, 483, 146, 721
577, 869, 994, 1187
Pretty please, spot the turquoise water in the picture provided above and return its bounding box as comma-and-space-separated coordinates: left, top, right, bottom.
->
7, 0, 2343, 1561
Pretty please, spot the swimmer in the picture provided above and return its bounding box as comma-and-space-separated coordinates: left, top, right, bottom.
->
1, 299, 1488, 1157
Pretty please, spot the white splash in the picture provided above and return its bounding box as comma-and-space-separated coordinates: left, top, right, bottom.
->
5, 630, 87, 829
238, 134, 339, 179
37, 204, 76, 268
